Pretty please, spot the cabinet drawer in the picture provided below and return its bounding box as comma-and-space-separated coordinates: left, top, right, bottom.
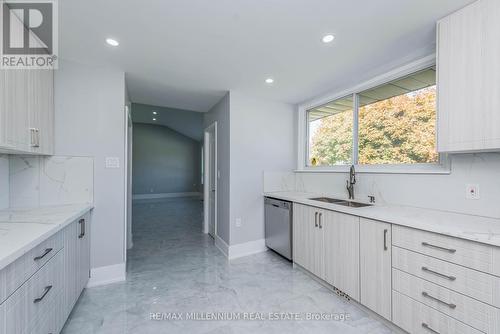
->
393, 269, 500, 333
0, 250, 63, 334
393, 246, 500, 307
393, 290, 483, 334
0, 231, 63, 304
393, 225, 500, 276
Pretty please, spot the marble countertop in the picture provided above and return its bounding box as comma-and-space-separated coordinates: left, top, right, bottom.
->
264, 191, 500, 247
0, 204, 93, 271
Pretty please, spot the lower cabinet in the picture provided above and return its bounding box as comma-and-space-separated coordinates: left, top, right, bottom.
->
293, 204, 324, 277
0, 211, 91, 334
293, 204, 360, 300
360, 218, 392, 320
323, 210, 359, 300
76, 214, 91, 296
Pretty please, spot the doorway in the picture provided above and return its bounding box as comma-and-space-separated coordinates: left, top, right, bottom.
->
203, 122, 217, 239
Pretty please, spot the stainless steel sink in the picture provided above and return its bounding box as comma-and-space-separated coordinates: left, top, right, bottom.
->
309, 197, 372, 208
309, 197, 345, 204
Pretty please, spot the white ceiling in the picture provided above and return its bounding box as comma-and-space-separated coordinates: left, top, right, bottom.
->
59, 0, 475, 112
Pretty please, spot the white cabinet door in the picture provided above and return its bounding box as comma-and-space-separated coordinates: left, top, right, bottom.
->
76, 214, 91, 294
360, 218, 392, 320
323, 211, 360, 300
0, 70, 32, 152
29, 69, 54, 155
0, 68, 54, 154
437, 0, 500, 152
293, 204, 323, 277
63, 221, 78, 319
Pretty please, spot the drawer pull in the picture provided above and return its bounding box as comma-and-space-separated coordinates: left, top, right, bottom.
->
421, 242, 456, 253
79, 218, 86, 238
318, 213, 322, 229
314, 212, 318, 228
422, 323, 440, 334
421, 267, 456, 281
422, 291, 456, 309
33, 285, 52, 303
34, 248, 53, 261
383, 229, 388, 251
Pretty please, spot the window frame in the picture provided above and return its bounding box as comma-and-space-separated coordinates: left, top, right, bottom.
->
297, 55, 450, 174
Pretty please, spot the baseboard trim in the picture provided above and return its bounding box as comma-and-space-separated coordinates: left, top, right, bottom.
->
214, 235, 229, 258
228, 239, 267, 260
87, 263, 126, 288
132, 192, 202, 200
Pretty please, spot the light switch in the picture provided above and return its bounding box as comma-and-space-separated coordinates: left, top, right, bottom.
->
105, 157, 120, 168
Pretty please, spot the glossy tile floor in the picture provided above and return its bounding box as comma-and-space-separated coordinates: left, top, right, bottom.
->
62, 197, 395, 334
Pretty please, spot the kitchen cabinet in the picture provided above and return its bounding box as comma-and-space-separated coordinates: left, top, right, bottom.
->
360, 218, 392, 320
0, 211, 91, 334
437, 0, 500, 152
293, 204, 323, 277
76, 214, 91, 294
0, 68, 54, 155
323, 210, 359, 300
293, 203, 359, 300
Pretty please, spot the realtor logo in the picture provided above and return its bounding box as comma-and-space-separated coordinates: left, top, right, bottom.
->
1, 0, 58, 69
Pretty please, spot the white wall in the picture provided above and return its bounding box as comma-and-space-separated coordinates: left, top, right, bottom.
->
203, 93, 231, 244
55, 60, 126, 275
229, 91, 295, 245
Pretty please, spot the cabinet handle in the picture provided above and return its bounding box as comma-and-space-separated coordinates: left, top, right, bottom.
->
33, 248, 53, 261
314, 212, 318, 227
36, 128, 40, 147
421, 323, 440, 334
30, 128, 39, 147
78, 218, 85, 238
33, 285, 52, 303
422, 291, 456, 309
421, 267, 456, 281
383, 229, 388, 251
318, 213, 323, 229
421, 242, 456, 253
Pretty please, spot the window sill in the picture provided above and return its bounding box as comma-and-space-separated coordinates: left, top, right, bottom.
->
295, 163, 451, 175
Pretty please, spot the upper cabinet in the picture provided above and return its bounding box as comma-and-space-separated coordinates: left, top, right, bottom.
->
0, 68, 54, 155
437, 0, 500, 153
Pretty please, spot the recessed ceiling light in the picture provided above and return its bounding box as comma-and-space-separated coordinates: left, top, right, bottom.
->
152, 111, 157, 115
152, 118, 157, 121
106, 38, 119, 47
322, 34, 335, 43
265, 78, 274, 84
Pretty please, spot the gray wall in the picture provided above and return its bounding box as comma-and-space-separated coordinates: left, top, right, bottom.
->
203, 91, 296, 246
132, 123, 201, 195
55, 59, 126, 271
229, 92, 296, 245
203, 93, 231, 244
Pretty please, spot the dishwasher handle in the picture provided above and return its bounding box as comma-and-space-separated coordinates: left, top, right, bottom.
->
265, 197, 291, 210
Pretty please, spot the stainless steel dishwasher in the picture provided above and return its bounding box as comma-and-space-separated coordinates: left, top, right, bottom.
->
264, 197, 292, 260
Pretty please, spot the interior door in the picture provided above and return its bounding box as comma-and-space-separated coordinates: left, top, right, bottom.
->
208, 127, 216, 237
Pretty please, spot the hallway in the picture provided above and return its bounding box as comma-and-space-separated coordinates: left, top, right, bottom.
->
62, 197, 393, 334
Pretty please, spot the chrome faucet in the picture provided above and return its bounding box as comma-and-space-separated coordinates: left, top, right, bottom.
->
346, 165, 356, 200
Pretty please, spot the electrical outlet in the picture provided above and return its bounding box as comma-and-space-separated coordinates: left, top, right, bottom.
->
105, 157, 120, 168
466, 184, 480, 200
235, 218, 242, 228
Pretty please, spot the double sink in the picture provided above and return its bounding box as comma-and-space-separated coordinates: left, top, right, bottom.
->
309, 197, 373, 208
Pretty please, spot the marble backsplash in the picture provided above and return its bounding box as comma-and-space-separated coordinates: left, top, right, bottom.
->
9, 155, 94, 208
264, 153, 500, 219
